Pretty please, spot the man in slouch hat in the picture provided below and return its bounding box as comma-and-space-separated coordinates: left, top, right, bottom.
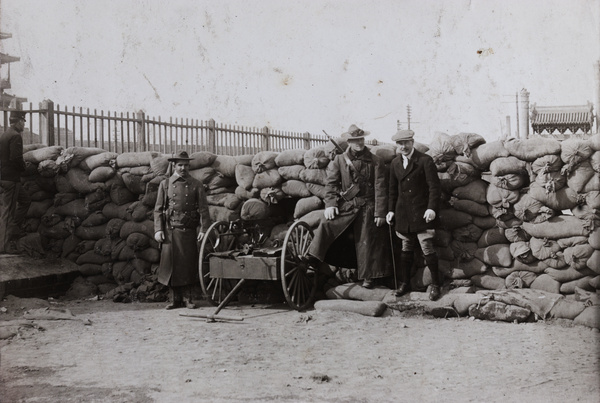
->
308, 124, 391, 288
154, 150, 211, 309
386, 129, 443, 300
0, 110, 31, 254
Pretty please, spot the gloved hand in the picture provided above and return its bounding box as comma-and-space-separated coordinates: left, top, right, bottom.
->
386, 211, 395, 225
324, 206, 339, 220
424, 209, 436, 223
154, 231, 164, 243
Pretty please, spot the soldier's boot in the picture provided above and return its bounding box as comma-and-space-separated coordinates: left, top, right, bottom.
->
424, 253, 441, 301
394, 251, 414, 297
184, 286, 196, 309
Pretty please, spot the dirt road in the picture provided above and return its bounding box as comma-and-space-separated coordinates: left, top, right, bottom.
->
0, 296, 599, 403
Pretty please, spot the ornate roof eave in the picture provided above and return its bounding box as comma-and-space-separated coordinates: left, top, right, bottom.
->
0, 52, 20, 64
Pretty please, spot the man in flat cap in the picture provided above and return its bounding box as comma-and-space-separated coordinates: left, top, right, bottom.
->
308, 124, 391, 288
154, 150, 212, 309
0, 110, 31, 254
386, 129, 442, 300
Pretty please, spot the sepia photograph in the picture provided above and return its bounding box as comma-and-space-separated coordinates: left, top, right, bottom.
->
0, 1, 599, 402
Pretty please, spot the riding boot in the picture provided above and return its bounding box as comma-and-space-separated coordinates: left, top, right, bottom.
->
184, 285, 196, 309
424, 253, 441, 301
394, 251, 414, 296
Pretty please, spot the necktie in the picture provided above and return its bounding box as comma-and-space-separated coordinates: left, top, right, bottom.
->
403, 156, 408, 169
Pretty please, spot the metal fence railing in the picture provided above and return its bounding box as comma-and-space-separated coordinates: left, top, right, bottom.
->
1, 100, 382, 155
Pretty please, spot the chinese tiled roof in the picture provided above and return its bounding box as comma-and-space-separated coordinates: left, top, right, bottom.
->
531, 104, 593, 125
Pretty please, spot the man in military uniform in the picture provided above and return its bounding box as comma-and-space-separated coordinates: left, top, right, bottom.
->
308, 124, 391, 288
386, 129, 442, 300
154, 151, 211, 309
0, 110, 31, 254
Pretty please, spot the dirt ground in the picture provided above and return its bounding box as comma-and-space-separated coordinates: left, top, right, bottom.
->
0, 293, 599, 403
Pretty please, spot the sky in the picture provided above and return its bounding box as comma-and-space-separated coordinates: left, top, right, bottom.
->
0, 0, 599, 144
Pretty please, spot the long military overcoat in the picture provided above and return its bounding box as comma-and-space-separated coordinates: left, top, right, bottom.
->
154, 174, 211, 287
388, 149, 441, 234
309, 147, 391, 280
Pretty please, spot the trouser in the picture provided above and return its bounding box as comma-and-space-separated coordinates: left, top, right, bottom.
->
0, 180, 30, 252
395, 230, 440, 287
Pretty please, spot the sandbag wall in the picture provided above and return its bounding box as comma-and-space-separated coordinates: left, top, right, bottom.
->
16, 132, 600, 304
424, 133, 600, 305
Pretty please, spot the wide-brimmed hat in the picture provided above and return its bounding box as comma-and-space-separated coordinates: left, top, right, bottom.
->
168, 150, 193, 162
9, 110, 27, 122
341, 124, 370, 141
392, 129, 415, 142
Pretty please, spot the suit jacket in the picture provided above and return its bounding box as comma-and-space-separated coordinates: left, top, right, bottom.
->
0, 126, 26, 182
388, 149, 441, 233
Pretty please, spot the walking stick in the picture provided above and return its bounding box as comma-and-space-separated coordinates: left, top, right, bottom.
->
388, 223, 398, 291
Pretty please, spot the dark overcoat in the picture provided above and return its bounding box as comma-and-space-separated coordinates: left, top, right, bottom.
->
154, 174, 211, 287
388, 149, 441, 234
309, 147, 391, 280
0, 127, 26, 182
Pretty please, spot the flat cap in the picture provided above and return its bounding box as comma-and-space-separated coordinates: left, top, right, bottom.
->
392, 129, 414, 142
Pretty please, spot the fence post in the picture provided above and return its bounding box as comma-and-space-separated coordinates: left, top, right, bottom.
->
208, 118, 217, 154
39, 99, 55, 146
136, 110, 146, 151
262, 126, 270, 151
303, 132, 311, 149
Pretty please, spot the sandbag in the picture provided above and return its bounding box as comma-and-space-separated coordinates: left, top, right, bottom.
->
278, 165, 305, 181
529, 237, 561, 261
27, 199, 54, 218
452, 224, 483, 243
115, 151, 158, 168
522, 216, 589, 239
549, 298, 586, 320
438, 209, 472, 230
235, 186, 260, 201
451, 180, 488, 204
81, 151, 118, 171
475, 244, 513, 267
369, 145, 397, 164
281, 180, 312, 198
212, 155, 237, 177
23, 146, 64, 163
484, 173, 528, 191
427, 132, 457, 166
504, 271, 537, 289
300, 168, 328, 186
306, 183, 327, 199
126, 232, 152, 251
470, 273, 506, 290
189, 167, 217, 184
67, 168, 105, 194
120, 220, 154, 240
477, 227, 507, 247
240, 198, 271, 221
325, 283, 389, 301
294, 196, 324, 219
472, 215, 497, 230
452, 293, 484, 316
531, 155, 563, 174
208, 205, 241, 223
438, 171, 476, 193
252, 168, 283, 189
468, 141, 510, 170
560, 138, 593, 169
534, 171, 566, 193
149, 155, 170, 176
530, 273, 561, 294
235, 164, 256, 190
439, 257, 487, 279
545, 266, 594, 283
450, 132, 486, 157
189, 151, 217, 170
314, 299, 387, 317
449, 240, 477, 261
490, 156, 527, 176
89, 166, 116, 182
587, 250, 600, 274
121, 173, 146, 195
486, 184, 519, 209
563, 244, 595, 270
110, 184, 137, 206
206, 193, 243, 210
251, 151, 278, 173
37, 159, 60, 177
468, 300, 530, 322
566, 160, 596, 193
102, 202, 134, 221
76, 250, 112, 265
503, 137, 561, 161
54, 199, 91, 219
275, 149, 306, 167
260, 187, 286, 205
573, 306, 600, 329
451, 198, 489, 217
304, 146, 330, 169
560, 276, 595, 294
514, 193, 556, 224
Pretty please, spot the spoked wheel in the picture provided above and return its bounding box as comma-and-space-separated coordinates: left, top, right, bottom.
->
280, 220, 318, 311
199, 221, 238, 306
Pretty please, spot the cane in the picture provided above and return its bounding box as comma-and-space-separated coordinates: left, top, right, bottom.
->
388, 223, 398, 292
